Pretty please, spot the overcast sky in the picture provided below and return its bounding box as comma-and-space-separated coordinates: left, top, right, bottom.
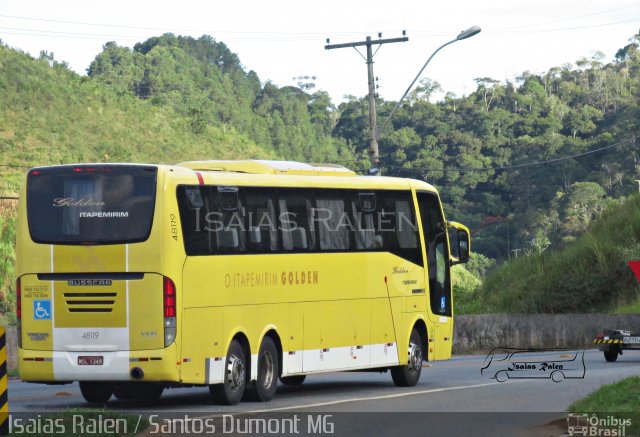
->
1, 1, 639, 103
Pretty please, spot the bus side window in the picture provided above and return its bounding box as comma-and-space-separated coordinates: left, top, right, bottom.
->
243, 189, 278, 253
374, 192, 422, 265
177, 186, 208, 255
315, 190, 350, 251
352, 193, 377, 250
213, 187, 244, 253
394, 199, 418, 249
278, 190, 315, 251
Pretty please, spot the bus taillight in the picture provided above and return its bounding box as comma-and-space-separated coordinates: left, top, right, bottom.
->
16, 277, 21, 320
163, 276, 176, 347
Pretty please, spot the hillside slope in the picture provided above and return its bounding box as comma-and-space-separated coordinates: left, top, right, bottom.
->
479, 194, 640, 313
0, 44, 278, 195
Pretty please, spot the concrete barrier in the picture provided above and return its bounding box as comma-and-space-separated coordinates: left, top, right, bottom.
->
453, 314, 640, 354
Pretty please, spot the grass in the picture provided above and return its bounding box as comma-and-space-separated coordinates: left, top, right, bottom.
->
615, 300, 640, 314
569, 376, 640, 435
0, 313, 13, 326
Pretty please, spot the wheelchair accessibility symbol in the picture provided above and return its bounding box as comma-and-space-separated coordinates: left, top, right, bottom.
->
33, 300, 51, 320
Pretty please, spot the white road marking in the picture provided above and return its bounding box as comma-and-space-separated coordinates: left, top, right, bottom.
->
247, 382, 500, 413
177, 381, 502, 424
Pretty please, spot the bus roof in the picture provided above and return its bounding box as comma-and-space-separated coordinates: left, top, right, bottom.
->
177, 160, 356, 177
24, 161, 438, 193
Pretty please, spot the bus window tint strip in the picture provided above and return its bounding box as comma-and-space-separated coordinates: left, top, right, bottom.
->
176, 186, 423, 266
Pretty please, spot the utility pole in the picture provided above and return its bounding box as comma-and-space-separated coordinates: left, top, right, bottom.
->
325, 33, 408, 173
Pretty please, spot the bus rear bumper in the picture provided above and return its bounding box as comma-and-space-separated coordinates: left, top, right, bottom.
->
18, 344, 179, 383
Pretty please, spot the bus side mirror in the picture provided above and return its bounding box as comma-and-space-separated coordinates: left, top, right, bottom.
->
457, 230, 470, 262
448, 221, 471, 265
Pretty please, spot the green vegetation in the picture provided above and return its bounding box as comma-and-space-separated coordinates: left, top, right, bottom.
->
0, 202, 15, 318
570, 376, 640, 413
2, 31, 640, 315
569, 376, 640, 435
478, 195, 640, 313
451, 265, 482, 314
452, 253, 496, 314
615, 300, 640, 314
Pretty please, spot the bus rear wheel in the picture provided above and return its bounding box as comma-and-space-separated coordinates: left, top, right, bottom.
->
245, 337, 279, 402
280, 375, 306, 386
391, 328, 423, 387
79, 381, 113, 404
604, 349, 619, 362
210, 339, 247, 405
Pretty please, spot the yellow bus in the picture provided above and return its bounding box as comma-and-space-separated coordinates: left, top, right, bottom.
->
17, 160, 470, 405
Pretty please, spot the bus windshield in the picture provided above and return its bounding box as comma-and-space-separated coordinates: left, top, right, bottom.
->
27, 165, 157, 244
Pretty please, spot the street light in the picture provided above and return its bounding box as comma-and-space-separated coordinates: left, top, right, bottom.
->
378, 25, 482, 148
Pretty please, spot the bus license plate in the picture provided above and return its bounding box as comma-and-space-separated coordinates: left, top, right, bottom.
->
78, 356, 103, 365
623, 337, 640, 344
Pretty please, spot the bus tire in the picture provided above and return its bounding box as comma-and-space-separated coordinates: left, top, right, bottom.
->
245, 337, 279, 402
391, 328, 423, 387
551, 371, 564, 383
79, 381, 113, 404
279, 375, 306, 386
210, 339, 247, 405
604, 349, 619, 362
113, 386, 134, 400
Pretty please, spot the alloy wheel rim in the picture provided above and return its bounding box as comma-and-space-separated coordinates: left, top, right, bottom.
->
226, 354, 245, 391
408, 342, 421, 372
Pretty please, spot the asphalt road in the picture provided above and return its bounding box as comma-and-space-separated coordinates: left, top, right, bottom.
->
8, 348, 640, 436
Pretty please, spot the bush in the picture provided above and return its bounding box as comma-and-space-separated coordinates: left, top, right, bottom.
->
0, 204, 16, 316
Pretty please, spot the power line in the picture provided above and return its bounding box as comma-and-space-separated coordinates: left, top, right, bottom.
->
0, 135, 632, 185
382, 135, 637, 174
0, 13, 404, 39
1, 11, 639, 44
487, 17, 640, 36
495, 3, 640, 31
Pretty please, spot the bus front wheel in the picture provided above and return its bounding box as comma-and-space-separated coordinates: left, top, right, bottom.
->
210, 339, 247, 405
79, 381, 113, 404
245, 337, 279, 402
391, 328, 423, 387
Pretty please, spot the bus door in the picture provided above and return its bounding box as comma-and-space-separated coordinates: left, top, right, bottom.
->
416, 191, 453, 360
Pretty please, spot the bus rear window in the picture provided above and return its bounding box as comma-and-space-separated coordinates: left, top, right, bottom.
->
27, 165, 157, 244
